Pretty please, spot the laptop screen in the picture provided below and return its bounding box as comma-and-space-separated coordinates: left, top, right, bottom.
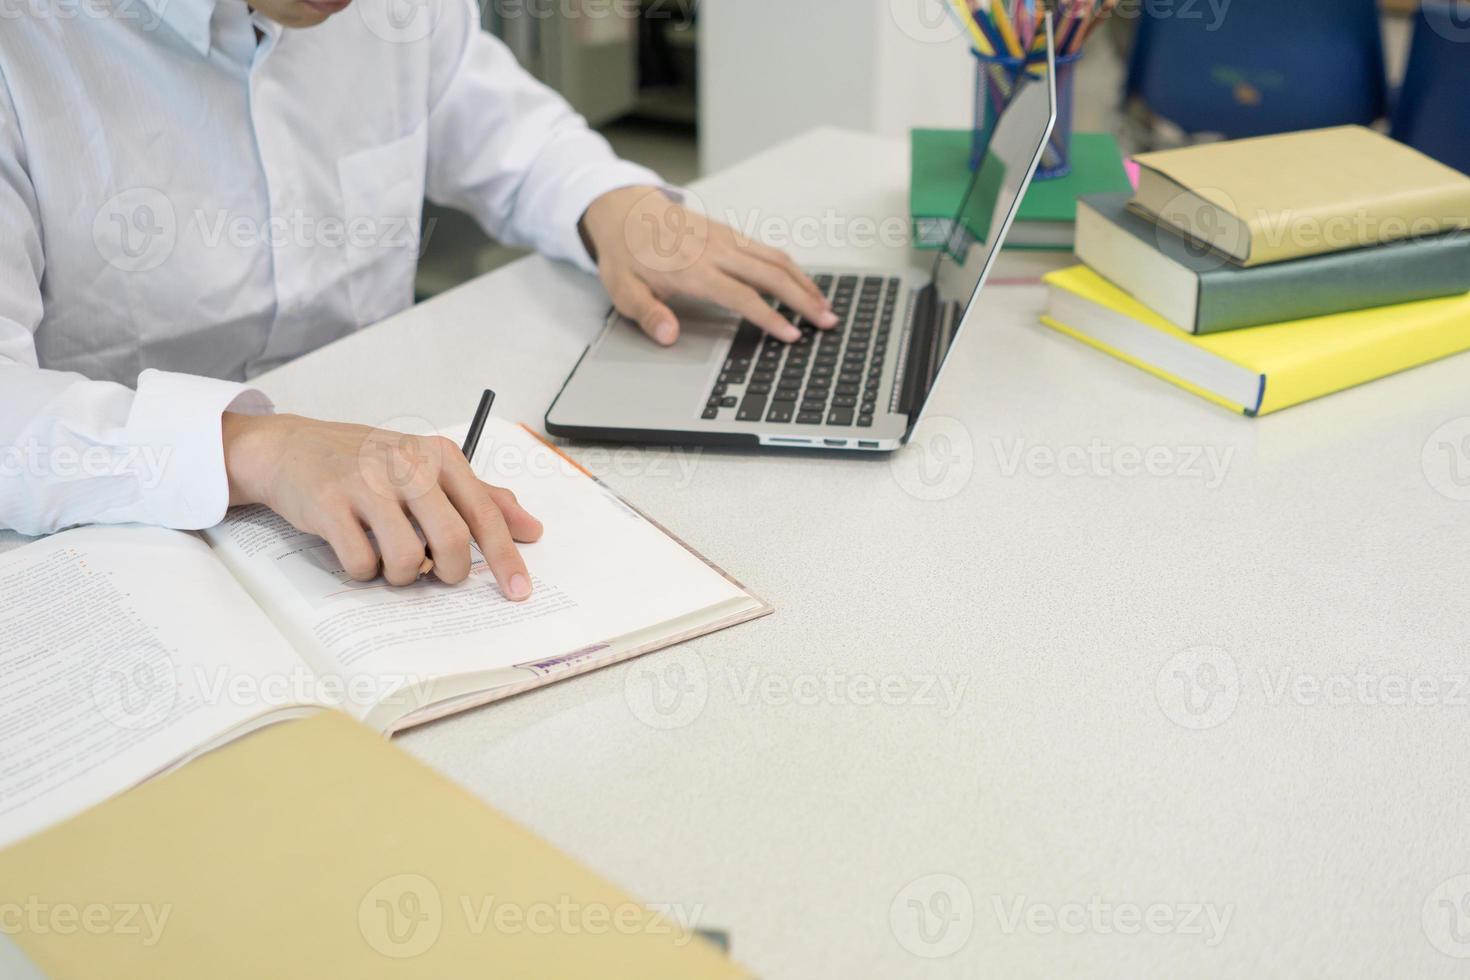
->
908, 20, 1057, 422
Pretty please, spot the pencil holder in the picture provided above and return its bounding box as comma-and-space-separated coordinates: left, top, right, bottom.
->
971, 48, 1082, 180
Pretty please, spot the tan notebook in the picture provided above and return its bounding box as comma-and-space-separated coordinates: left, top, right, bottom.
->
0, 418, 768, 848
1132, 126, 1470, 267
0, 712, 748, 979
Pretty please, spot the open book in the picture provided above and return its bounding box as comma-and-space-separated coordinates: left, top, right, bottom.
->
0, 420, 768, 848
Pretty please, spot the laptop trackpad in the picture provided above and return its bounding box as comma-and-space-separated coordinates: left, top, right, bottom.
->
593, 308, 736, 368
549, 305, 744, 428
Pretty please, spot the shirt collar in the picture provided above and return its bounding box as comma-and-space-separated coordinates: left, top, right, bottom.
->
142, 0, 220, 58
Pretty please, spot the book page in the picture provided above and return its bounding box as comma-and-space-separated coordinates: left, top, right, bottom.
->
203, 420, 755, 724
0, 526, 322, 849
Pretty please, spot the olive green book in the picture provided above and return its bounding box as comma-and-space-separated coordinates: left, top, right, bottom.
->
911, 129, 1132, 251
1132, 126, 1470, 267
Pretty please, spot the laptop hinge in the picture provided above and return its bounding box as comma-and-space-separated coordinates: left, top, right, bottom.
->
898, 285, 937, 416
899, 286, 961, 418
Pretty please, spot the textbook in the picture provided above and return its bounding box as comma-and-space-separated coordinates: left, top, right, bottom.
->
0, 419, 768, 848
1131, 126, 1470, 267
911, 129, 1131, 250
0, 712, 748, 979
1041, 266, 1470, 416
1076, 194, 1470, 334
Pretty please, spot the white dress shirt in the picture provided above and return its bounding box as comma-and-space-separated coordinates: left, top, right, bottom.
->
0, 0, 657, 535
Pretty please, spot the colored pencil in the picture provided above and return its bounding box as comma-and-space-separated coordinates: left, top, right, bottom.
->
986, 0, 1025, 58
945, 0, 995, 56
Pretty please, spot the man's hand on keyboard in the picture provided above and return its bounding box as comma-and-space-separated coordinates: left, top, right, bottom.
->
579, 185, 839, 346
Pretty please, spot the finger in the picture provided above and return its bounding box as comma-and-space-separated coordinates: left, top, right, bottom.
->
609, 274, 680, 346
689, 272, 800, 343
440, 459, 533, 601
314, 503, 380, 583
407, 488, 473, 585
720, 250, 838, 330
358, 500, 425, 587
485, 485, 543, 544
741, 239, 830, 308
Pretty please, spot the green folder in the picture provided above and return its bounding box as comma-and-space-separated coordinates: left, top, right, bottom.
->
911, 129, 1132, 252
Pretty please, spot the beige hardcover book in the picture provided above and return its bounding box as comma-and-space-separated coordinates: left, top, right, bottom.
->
1131, 126, 1470, 267
0, 712, 748, 979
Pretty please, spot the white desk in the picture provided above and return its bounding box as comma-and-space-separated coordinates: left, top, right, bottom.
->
21, 128, 1470, 977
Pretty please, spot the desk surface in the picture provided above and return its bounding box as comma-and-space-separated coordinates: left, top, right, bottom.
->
35, 128, 1470, 977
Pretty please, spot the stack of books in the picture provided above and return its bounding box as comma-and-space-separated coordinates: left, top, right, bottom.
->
1042, 126, 1470, 416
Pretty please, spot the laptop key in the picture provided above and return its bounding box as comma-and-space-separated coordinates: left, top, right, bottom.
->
796, 411, 824, 424
702, 406, 719, 420
730, 321, 763, 360
766, 405, 793, 423
747, 382, 771, 395
720, 396, 737, 408
736, 394, 767, 421
827, 408, 854, 426
858, 414, 874, 427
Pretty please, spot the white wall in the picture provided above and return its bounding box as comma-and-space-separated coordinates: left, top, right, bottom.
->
700, 0, 975, 173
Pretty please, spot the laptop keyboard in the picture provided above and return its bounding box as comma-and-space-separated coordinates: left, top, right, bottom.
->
701, 274, 901, 428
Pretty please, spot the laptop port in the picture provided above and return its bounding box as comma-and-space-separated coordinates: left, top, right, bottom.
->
824, 439, 847, 447
858, 441, 880, 449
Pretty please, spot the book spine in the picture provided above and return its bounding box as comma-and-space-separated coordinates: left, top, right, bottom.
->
1196, 235, 1470, 335
1244, 195, 1470, 268
1257, 296, 1470, 415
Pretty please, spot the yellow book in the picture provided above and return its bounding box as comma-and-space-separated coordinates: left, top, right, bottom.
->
1041, 266, 1470, 416
0, 712, 748, 980
1132, 126, 1470, 267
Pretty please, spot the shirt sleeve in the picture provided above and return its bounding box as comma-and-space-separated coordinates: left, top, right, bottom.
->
422, 0, 662, 273
0, 77, 272, 537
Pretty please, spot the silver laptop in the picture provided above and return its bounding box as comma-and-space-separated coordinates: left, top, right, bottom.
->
546, 17, 1059, 452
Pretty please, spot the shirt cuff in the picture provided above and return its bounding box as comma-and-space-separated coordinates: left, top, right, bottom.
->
552, 159, 665, 274
125, 369, 274, 530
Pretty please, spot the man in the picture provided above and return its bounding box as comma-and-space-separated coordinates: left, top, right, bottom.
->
0, 0, 836, 599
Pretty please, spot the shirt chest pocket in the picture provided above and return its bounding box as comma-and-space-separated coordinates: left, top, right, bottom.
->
336, 125, 429, 327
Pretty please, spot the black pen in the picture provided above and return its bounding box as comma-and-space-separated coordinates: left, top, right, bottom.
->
419, 389, 496, 579
461, 388, 496, 465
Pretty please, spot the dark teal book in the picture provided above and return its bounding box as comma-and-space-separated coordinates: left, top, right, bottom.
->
1076, 193, 1470, 334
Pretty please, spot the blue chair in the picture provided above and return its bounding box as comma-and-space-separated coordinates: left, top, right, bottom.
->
1124, 0, 1389, 141
1391, 2, 1470, 175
